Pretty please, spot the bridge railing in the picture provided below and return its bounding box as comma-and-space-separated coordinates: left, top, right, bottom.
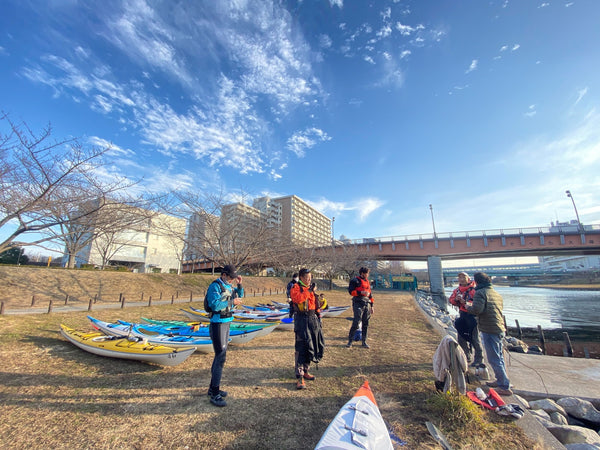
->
341, 224, 600, 245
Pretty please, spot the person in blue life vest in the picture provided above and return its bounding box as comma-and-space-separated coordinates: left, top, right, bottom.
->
346, 267, 374, 349
205, 264, 244, 407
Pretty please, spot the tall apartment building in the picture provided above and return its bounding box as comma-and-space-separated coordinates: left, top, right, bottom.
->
271, 195, 331, 247
184, 195, 331, 263
185, 211, 219, 260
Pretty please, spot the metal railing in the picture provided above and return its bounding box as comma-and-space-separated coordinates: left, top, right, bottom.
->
340, 224, 600, 245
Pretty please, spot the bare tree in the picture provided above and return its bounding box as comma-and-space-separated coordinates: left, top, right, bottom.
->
0, 113, 134, 254
172, 190, 274, 271
335, 244, 372, 279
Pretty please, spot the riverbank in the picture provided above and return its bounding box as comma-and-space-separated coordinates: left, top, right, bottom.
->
516, 283, 600, 291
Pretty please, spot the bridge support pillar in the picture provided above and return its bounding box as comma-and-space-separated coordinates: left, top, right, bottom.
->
427, 256, 447, 311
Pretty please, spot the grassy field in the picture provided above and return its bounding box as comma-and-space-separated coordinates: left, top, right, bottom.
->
0, 281, 537, 449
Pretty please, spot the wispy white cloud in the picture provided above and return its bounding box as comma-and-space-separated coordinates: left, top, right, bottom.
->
286, 128, 331, 157
574, 87, 588, 106
465, 59, 478, 74
524, 104, 536, 117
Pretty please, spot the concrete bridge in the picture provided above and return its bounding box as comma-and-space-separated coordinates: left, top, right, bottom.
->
331, 223, 600, 261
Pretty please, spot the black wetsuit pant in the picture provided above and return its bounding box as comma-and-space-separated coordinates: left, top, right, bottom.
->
209, 321, 231, 393
348, 298, 371, 342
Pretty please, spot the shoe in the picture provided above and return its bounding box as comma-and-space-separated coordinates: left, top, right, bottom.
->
303, 372, 315, 381
486, 381, 500, 388
496, 388, 513, 396
207, 389, 228, 398
345, 341, 352, 348
362, 342, 370, 349
210, 393, 227, 407
296, 379, 306, 390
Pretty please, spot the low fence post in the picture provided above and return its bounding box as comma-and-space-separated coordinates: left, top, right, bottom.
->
47, 300, 53, 314
189, 291, 193, 302
88, 298, 93, 311
0, 301, 4, 315
121, 297, 125, 309
171, 295, 174, 305
148, 296, 152, 307
537, 325, 546, 355
65, 294, 69, 305
31, 295, 36, 307
562, 332, 573, 357
515, 319, 523, 340
119, 293, 123, 304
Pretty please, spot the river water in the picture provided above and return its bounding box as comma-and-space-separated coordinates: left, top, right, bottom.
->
444, 286, 600, 334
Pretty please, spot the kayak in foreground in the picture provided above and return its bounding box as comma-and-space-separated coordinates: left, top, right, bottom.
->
315, 380, 393, 450
60, 324, 196, 366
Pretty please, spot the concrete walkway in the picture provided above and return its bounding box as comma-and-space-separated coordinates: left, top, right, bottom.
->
508, 352, 600, 406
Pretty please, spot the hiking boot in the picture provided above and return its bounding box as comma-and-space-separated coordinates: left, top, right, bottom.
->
345, 341, 352, 348
210, 393, 227, 407
303, 372, 315, 381
207, 389, 228, 398
362, 342, 370, 349
296, 379, 306, 390
496, 388, 513, 396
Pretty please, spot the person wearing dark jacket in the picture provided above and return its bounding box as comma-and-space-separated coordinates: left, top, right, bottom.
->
464, 272, 512, 396
205, 264, 244, 407
346, 267, 374, 348
290, 268, 324, 390
448, 272, 483, 366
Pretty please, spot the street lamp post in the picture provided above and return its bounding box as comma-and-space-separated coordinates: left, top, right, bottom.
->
565, 190, 583, 232
429, 204, 437, 238
331, 216, 335, 245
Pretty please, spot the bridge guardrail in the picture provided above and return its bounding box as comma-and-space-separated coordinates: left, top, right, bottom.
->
342, 224, 600, 245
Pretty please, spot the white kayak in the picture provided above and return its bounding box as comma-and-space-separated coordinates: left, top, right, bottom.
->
60, 324, 196, 366
315, 380, 393, 450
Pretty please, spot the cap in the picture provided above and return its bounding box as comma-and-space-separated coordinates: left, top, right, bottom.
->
458, 272, 470, 278
222, 264, 238, 278
299, 268, 311, 277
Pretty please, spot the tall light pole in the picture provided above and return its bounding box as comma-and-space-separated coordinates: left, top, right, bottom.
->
429, 204, 437, 238
565, 190, 583, 231
331, 216, 335, 245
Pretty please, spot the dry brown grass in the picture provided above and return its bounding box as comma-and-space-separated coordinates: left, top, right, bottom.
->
0, 270, 536, 449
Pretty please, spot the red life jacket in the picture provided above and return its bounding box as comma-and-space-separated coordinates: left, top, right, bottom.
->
349, 276, 372, 301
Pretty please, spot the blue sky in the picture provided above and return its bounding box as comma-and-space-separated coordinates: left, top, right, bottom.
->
2, 0, 599, 259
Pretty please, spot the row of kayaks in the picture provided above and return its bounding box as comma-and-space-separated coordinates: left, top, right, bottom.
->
60, 302, 350, 367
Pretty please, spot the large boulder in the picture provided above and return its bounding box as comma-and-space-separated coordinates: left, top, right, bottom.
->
536, 417, 600, 446
557, 397, 600, 428
550, 411, 569, 425
530, 398, 567, 417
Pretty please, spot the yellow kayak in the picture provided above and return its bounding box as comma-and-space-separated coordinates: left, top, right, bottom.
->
60, 324, 196, 366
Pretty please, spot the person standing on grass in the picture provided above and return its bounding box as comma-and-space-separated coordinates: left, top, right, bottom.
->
346, 267, 374, 349
463, 272, 512, 396
448, 272, 484, 366
290, 268, 324, 390
205, 264, 244, 407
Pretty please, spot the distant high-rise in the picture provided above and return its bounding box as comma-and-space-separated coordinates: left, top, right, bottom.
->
271, 195, 331, 247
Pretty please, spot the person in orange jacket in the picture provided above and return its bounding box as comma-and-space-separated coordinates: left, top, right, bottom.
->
346, 267, 374, 348
448, 272, 483, 366
290, 268, 325, 390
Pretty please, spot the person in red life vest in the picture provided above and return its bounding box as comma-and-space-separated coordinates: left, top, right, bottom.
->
448, 272, 484, 366
346, 267, 374, 349
289, 268, 325, 390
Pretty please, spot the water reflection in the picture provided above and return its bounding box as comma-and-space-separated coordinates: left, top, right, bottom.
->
444, 286, 600, 332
